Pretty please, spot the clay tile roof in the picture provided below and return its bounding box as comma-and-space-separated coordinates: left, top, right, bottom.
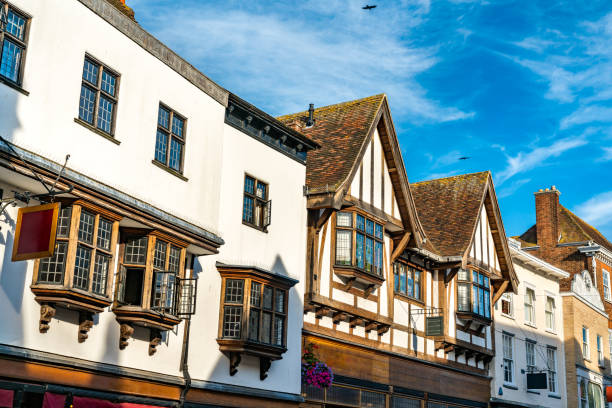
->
410, 171, 490, 257
277, 94, 385, 193
107, 0, 136, 21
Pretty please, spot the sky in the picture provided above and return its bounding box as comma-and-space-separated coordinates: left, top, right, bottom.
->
129, 0, 612, 239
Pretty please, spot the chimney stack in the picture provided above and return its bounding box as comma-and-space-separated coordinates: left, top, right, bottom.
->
534, 186, 561, 248
306, 104, 315, 127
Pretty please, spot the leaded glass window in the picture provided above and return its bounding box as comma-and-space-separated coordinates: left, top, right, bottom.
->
154, 104, 187, 173
124, 236, 147, 265
335, 212, 384, 275
38, 242, 67, 284
0, 3, 28, 85
457, 269, 490, 318
77, 56, 120, 136
242, 175, 271, 230
393, 262, 423, 301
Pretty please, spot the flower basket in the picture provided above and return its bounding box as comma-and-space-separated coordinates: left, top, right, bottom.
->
301, 343, 333, 388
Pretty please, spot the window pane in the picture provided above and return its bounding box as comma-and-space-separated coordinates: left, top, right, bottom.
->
263, 286, 273, 310
38, 242, 67, 284
100, 69, 117, 96
256, 182, 266, 199
0, 40, 22, 82
168, 246, 181, 273
484, 289, 490, 318
153, 240, 167, 270
365, 237, 374, 272
225, 279, 244, 304
92, 253, 110, 295
248, 309, 259, 341
400, 267, 407, 294
407, 269, 414, 297
394, 264, 400, 292
275, 289, 285, 313
124, 236, 148, 265
73, 245, 92, 290
242, 196, 254, 223
356, 214, 365, 231
244, 176, 255, 194
478, 273, 484, 286
155, 130, 169, 163
375, 223, 383, 239
335, 230, 352, 265
57, 207, 72, 238
472, 284, 479, 313
168, 138, 182, 171
356, 232, 365, 268
457, 283, 469, 311
458, 269, 468, 281
223, 306, 242, 338
414, 270, 421, 300
250, 282, 261, 307
262, 312, 272, 343
366, 219, 374, 235
78, 84, 96, 124
274, 316, 284, 346
96, 217, 112, 250
374, 241, 383, 276
158, 106, 170, 129
336, 212, 352, 227
78, 211, 95, 244
6, 10, 26, 40
82, 59, 99, 85
172, 115, 184, 138
97, 95, 114, 134
478, 287, 484, 316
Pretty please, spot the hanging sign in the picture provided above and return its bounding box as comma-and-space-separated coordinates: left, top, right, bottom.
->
426, 316, 444, 336
11, 202, 60, 261
526, 373, 547, 389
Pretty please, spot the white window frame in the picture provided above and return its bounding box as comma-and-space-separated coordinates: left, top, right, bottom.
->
524, 287, 536, 326
597, 335, 604, 366
545, 296, 555, 332
525, 340, 536, 374
603, 270, 611, 302
502, 333, 515, 385
546, 346, 558, 395
583, 327, 590, 361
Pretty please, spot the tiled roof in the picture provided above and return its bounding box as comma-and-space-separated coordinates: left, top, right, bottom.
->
518, 205, 612, 252
277, 94, 385, 193
411, 172, 490, 257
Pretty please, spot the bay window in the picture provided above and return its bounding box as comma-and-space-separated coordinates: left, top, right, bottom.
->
393, 262, 422, 301
456, 269, 490, 319
216, 264, 297, 380
334, 211, 384, 276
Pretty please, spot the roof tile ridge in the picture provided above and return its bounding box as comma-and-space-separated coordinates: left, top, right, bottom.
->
276, 94, 386, 120
411, 170, 489, 186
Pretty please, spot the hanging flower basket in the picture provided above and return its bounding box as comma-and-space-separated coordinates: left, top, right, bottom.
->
301, 343, 333, 388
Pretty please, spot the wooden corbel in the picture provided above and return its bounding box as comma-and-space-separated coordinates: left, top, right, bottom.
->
349, 316, 363, 328
364, 284, 377, 297
260, 357, 272, 381
149, 329, 162, 356
119, 323, 134, 350
492, 280, 510, 306
345, 277, 357, 291
365, 321, 378, 333
229, 352, 241, 376
391, 232, 411, 262
332, 311, 347, 324
78, 311, 94, 343
315, 208, 333, 232
315, 306, 329, 319
377, 324, 390, 335
39, 304, 56, 333
444, 268, 460, 285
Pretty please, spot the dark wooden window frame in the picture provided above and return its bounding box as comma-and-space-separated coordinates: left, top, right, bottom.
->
242, 174, 271, 232
153, 102, 187, 175
76, 54, 120, 138
0, 1, 30, 89
333, 210, 384, 277
456, 268, 491, 326
392, 260, 424, 303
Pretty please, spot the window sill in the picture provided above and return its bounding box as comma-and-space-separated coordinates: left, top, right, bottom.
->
31, 284, 112, 313
0, 76, 29, 95
151, 160, 188, 181
526, 390, 540, 395
74, 118, 120, 145
500, 313, 514, 319
545, 328, 557, 335
113, 304, 181, 331
242, 220, 269, 233
333, 264, 385, 289
524, 322, 537, 329
217, 338, 287, 380
548, 393, 561, 399
394, 292, 424, 304
502, 383, 518, 390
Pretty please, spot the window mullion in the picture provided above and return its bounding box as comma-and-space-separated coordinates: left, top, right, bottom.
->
87, 214, 101, 292
64, 205, 82, 288
243, 279, 251, 341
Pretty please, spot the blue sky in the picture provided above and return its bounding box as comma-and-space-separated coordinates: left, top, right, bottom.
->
129, 0, 612, 239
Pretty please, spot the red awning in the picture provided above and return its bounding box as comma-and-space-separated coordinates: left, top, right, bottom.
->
42, 393, 66, 408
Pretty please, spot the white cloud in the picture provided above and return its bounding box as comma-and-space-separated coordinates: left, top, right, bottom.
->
575, 191, 612, 227
495, 136, 587, 185
497, 178, 531, 198
560, 106, 612, 129
128, 0, 474, 121
601, 147, 612, 161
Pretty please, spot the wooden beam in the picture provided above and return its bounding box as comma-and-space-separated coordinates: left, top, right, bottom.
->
345, 277, 357, 291
364, 284, 376, 297
391, 232, 411, 262
444, 267, 459, 285
365, 321, 378, 333
492, 280, 510, 306
377, 324, 390, 335
349, 316, 363, 328
315, 307, 329, 319
315, 208, 333, 231
332, 311, 347, 324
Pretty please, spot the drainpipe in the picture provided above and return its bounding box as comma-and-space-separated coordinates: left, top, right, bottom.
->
178, 317, 192, 408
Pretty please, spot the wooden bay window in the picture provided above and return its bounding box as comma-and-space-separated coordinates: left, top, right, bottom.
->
31, 199, 120, 340
456, 268, 491, 328
393, 262, 422, 301
216, 263, 297, 380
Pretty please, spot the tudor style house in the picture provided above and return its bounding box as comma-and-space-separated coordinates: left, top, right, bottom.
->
278, 95, 518, 408
516, 186, 612, 408
490, 238, 569, 408
0, 0, 316, 407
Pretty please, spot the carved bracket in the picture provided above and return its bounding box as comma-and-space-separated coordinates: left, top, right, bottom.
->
39, 304, 56, 333
78, 311, 94, 343
229, 352, 241, 376
260, 357, 272, 381
119, 323, 134, 350
149, 329, 162, 356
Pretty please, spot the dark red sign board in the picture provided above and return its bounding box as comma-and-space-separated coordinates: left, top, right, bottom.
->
11, 202, 60, 261
607, 385, 612, 402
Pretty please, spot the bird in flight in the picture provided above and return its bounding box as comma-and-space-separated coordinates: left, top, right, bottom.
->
458, 156, 471, 161
362, 5, 377, 10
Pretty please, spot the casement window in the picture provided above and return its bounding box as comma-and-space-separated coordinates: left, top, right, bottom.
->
33, 201, 120, 303
500, 293, 513, 317
524, 288, 535, 325
597, 335, 604, 366
242, 175, 271, 231
393, 262, 422, 300
525, 340, 536, 373
114, 230, 192, 322
0, 2, 29, 86
216, 265, 297, 379
603, 270, 611, 302
154, 104, 186, 173
546, 346, 557, 394
456, 269, 490, 318
502, 333, 514, 384
545, 296, 555, 331
335, 212, 384, 276
583, 326, 590, 360
78, 55, 120, 136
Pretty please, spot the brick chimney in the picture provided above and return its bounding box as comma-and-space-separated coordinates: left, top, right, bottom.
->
534, 186, 561, 248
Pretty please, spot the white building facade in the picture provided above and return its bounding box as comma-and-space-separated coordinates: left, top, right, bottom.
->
0, 0, 316, 407
490, 238, 569, 408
